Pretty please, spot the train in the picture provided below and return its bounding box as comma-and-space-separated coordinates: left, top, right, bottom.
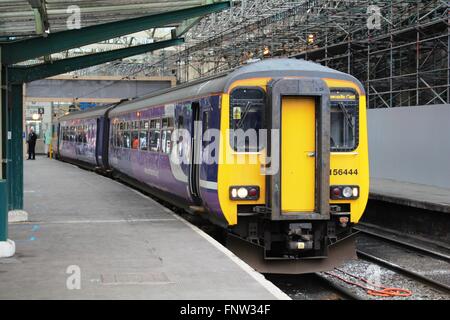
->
55, 58, 369, 273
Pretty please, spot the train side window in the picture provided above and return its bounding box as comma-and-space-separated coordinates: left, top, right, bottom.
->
131, 130, 139, 149
123, 131, 130, 148
229, 87, 266, 152
117, 124, 121, 147
149, 130, 160, 152
150, 119, 161, 129
82, 127, 87, 144
148, 118, 161, 152
115, 124, 119, 147
140, 130, 148, 151
78, 126, 82, 143
162, 117, 174, 128
139, 120, 148, 151
161, 117, 174, 153
177, 116, 183, 129
110, 124, 115, 147
90, 124, 95, 142
116, 124, 123, 148
82, 126, 86, 144
112, 124, 116, 147
72, 126, 76, 142
161, 130, 172, 154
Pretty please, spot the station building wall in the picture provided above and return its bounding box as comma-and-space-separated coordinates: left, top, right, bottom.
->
367, 104, 450, 189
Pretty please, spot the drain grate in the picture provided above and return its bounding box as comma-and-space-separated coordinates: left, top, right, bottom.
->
100, 272, 172, 285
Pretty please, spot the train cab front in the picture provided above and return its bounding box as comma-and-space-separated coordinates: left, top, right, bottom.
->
218, 75, 369, 273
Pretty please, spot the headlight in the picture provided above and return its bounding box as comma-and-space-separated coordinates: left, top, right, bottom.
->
330, 186, 359, 200
237, 187, 248, 199
342, 187, 353, 198
230, 186, 260, 200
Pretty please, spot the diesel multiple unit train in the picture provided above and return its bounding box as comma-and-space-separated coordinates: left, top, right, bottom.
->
55, 59, 369, 273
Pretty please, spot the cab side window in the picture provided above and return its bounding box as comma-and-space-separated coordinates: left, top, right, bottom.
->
229, 87, 266, 152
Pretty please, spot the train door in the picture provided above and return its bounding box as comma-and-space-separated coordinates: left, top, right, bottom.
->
189, 101, 202, 204
266, 78, 330, 220
281, 97, 316, 212
55, 123, 61, 158
95, 118, 101, 166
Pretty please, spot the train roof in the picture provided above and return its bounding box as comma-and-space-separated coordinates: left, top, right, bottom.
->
58, 59, 365, 120
57, 104, 115, 122
109, 58, 364, 116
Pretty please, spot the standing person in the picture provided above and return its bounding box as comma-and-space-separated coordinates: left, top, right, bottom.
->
27, 127, 37, 160
44, 127, 52, 157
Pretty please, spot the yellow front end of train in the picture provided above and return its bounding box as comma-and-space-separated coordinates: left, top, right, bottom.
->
215, 74, 369, 265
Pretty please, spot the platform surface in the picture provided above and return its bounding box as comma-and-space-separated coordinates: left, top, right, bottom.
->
0, 157, 287, 300
370, 178, 450, 213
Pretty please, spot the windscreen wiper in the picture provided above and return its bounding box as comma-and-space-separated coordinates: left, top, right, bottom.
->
337, 102, 354, 129
236, 101, 252, 129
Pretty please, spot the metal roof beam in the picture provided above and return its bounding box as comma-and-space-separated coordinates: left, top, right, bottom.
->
172, 0, 215, 38
1, 1, 230, 65
8, 38, 184, 84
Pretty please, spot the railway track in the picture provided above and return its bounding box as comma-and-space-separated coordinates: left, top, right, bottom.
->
355, 224, 450, 296
313, 273, 362, 300
354, 222, 450, 262
265, 273, 361, 300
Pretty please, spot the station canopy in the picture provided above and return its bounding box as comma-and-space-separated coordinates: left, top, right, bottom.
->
0, 0, 210, 37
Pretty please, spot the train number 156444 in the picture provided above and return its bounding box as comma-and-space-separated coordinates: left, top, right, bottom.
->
330, 168, 358, 176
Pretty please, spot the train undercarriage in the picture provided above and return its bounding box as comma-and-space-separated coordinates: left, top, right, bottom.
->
227, 216, 357, 274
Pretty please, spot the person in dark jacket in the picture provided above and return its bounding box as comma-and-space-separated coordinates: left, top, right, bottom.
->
27, 127, 37, 160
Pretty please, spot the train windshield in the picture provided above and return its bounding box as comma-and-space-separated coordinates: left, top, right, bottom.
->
330, 92, 358, 151
230, 88, 265, 152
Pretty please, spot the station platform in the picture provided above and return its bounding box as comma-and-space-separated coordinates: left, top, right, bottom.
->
370, 178, 450, 213
0, 157, 288, 300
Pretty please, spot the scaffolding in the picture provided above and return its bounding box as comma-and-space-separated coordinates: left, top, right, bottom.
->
68, 0, 450, 108
77, 0, 450, 108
